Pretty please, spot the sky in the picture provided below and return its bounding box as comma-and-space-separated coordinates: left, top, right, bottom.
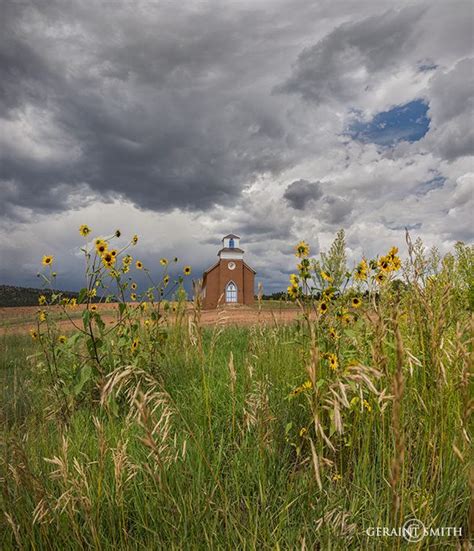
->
1, 0, 473, 293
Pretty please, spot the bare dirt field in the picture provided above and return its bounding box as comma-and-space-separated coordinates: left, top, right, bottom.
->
1, 303, 302, 336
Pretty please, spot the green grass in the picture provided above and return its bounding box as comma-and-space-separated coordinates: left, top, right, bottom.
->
0, 312, 470, 550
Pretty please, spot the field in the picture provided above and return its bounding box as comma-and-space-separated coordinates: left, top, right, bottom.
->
1, 232, 472, 549
0, 302, 300, 336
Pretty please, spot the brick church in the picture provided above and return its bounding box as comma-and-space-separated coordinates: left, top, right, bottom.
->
202, 234, 256, 309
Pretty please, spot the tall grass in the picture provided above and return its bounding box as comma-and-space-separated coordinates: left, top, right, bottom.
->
0, 229, 472, 549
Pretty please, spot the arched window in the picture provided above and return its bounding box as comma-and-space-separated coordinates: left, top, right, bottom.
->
225, 281, 237, 303
229, 238, 235, 249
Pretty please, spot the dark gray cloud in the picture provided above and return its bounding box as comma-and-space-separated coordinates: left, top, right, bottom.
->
283, 179, 323, 209
0, 0, 307, 218
320, 195, 352, 225
277, 6, 426, 103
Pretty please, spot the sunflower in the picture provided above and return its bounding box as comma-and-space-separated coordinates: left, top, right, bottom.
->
378, 256, 390, 272
390, 256, 402, 270
132, 235, 138, 245
160, 258, 168, 266
42, 255, 54, 266
354, 259, 368, 281
329, 327, 338, 339
319, 302, 329, 315
130, 293, 137, 301
131, 337, 139, 353
38, 310, 46, 322
102, 251, 115, 268
321, 270, 333, 282
290, 380, 313, 397
96, 241, 108, 255
388, 246, 398, 259
342, 313, 352, 325
295, 240, 310, 258
79, 224, 91, 237
115, 229, 121, 238
30, 329, 38, 340
58, 335, 67, 344
38, 295, 47, 305
327, 353, 338, 371
136, 260, 143, 270
287, 285, 299, 300
163, 275, 170, 285
289, 273, 299, 285
110, 249, 117, 257
183, 266, 191, 276
375, 272, 386, 284
131, 282, 137, 290
323, 288, 334, 301
90, 304, 98, 312
123, 255, 132, 265
351, 297, 361, 308
297, 258, 310, 279
69, 298, 77, 309
173, 257, 178, 263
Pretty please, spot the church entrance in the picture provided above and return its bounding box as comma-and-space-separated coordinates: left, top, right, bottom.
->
225, 282, 237, 303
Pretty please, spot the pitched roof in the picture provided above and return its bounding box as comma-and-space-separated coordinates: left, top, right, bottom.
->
222, 233, 240, 239
218, 247, 244, 255
203, 260, 219, 275
202, 258, 257, 279
243, 261, 256, 274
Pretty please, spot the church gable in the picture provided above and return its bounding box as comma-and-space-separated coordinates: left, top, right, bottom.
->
202, 235, 256, 309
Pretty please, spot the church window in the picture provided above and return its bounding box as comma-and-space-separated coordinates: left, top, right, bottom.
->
226, 281, 237, 302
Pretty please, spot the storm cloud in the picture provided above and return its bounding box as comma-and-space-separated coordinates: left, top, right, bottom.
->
0, 0, 473, 292
284, 180, 323, 210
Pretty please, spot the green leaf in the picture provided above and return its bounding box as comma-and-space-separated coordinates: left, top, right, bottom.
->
95, 315, 105, 333
68, 332, 83, 347
78, 288, 88, 304
74, 365, 92, 395
82, 309, 90, 329
94, 338, 103, 349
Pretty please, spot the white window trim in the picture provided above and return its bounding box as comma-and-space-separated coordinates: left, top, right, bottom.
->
225, 280, 238, 303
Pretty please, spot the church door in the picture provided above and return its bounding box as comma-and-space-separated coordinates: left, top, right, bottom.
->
225, 282, 237, 303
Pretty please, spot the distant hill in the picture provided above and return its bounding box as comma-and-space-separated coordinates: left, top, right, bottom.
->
0, 284, 79, 308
